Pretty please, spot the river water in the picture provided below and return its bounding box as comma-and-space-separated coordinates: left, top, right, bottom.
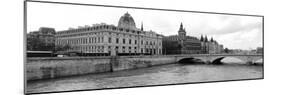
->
26, 59, 263, 93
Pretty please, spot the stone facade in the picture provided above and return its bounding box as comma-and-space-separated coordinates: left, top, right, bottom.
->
55, 12, 162, 56
163, 23, 201, 54
200, 35, 224, 54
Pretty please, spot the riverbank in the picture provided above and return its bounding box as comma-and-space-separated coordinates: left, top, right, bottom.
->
26, 56, 176, 81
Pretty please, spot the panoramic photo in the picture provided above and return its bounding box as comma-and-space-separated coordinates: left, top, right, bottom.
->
25, 1, 263, 94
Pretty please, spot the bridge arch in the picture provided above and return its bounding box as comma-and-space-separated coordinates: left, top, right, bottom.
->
175, 54, 263, 65
177, 57, 205, 64
211, 56, 263, 65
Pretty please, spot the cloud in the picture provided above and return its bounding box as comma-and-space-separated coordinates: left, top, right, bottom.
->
191, 15, 262, 36
214, 27, 262, 50
186, 15, 263, 50
27, 2, 263, 50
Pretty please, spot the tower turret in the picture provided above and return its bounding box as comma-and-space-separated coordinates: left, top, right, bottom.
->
200, 35, 204, 41
178, 22, 186, 37
180, 22, 183, 30
204, 36, 208, 42
141, 22, 143, 31
211, 37, 214, 42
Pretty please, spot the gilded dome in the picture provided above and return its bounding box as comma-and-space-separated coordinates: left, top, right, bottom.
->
118, 12, 136, 29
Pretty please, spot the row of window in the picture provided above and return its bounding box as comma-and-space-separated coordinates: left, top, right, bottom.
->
58, 25, 144, 35
57, 37, 162, 46
57, 31, 159, 40
182, 47, 202, 50
68, 45, 161, 53
168, 37, 200, 42
183, 42, 202, 46
57, 37, 104, 45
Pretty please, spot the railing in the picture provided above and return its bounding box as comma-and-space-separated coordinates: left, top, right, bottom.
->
27, 53, 263, 60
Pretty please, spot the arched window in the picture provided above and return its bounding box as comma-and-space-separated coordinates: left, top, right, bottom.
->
123, 38, 126, 44
129, 39, 131, 44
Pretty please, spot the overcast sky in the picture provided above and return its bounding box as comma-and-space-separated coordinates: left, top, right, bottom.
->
27, 2, 263, 50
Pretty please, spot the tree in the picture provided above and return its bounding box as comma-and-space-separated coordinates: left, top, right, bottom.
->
53, 44, 72, 52
224, 48, 229, 53
27, 36, 55, 51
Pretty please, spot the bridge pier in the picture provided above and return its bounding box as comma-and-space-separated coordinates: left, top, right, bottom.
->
246, 61, 253, 64
205, 60, 212, 64
246, 61, 260, 65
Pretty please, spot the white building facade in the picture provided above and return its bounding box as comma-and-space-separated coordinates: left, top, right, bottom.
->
55, 12, 162, 56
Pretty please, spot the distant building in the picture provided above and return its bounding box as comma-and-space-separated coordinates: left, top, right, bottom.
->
200, 35, 223, 54
27, 27, 56, 51
55, 12, 162, 56
256, 47, 263, 54
163, 23, 201, 54
219, 45, 224, 53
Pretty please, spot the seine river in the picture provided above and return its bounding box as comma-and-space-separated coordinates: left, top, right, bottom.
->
26, 58, 263, 93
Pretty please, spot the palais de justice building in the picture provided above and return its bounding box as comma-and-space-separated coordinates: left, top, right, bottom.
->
55, 12, 163, 56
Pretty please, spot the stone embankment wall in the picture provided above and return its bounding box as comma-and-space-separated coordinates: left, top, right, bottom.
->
26, 56, 177, 81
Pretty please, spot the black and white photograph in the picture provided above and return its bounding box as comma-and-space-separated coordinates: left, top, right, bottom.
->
25, 0, 263, 94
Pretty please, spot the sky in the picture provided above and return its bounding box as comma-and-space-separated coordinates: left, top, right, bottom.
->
26, 2, 263, 50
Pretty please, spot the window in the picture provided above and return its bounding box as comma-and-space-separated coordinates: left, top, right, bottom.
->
101, 37, 104, 43
122, 46, 125, 53
89, 38, 92, 43
115, 46, 119, 51
108, 46, 111, 50
135, 40, 137, 44
129, 39, 131, 44
116, 38, 119, 43
101, 46, 104, 52
108, 37, 112, 43
123, 38, 126, 44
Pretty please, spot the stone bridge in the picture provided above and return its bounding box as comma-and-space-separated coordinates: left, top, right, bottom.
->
168, 54, 263, 65
26, 54, 263, 81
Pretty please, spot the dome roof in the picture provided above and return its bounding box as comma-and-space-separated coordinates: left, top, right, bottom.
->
118, 12, 136, 29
